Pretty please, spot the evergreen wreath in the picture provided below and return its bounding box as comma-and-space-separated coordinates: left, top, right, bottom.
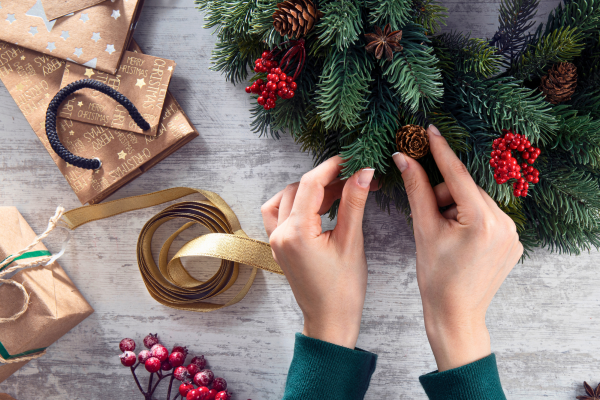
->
195, 0, 600, 256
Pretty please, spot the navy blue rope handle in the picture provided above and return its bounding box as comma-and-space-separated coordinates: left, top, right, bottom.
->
45, 79, 150, 170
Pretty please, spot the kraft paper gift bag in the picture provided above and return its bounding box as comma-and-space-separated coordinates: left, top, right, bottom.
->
0, 207, 94, 383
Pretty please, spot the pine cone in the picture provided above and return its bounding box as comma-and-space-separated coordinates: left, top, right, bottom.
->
273, 0, 323, 39
540, 62, 578, 104
396, 124, 429, 159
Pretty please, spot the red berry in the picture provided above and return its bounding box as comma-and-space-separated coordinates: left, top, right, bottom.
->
137, 350, 151, 363
277, 89, 284, 98
261, 90, 269, 97
287, 90, 295, 98
119, 338, 136, 352
245, 86, 251, 93
119, 351, 136, 367
255, 58, 262, 64
533, 169, 539, 177
143, 334, 160, 349
522, 152, 530, 159
514, 190, 522, 197
212, 377, 227, 392
174, 366, 190, 382
194, 369, 214, 387
522, 190, 528, 197
205, 389, 218, 400
279, 73, 287, 80
532, 176, 539, 183
277, 81, 287, 89
272, 74, 280, 82
271, 60, 278, 66
257, 96, 266, 105
172, 346, 188, 356
286, 76, 293, 83
180, 383, 194, 397
290, 82, 297, 90
197, 387, 210, 399
152, 345, 169, 362
255, 78, 264, 86
187, 363, 201, 377
161, 361, 173, 371
273, 68, 282, 74
527, 158, 535, 164
526, 175, 534, 182
145, 357, 161, 373
215, 391, 231, 400
262, 51, 270, 59
187, 389, 201, 400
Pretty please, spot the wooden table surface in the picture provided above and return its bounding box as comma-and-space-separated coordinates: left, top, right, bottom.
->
1, 0, 599, 399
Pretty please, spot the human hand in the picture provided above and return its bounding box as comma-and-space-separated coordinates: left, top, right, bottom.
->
261, 156, 378, 349
393, 125, 523, 371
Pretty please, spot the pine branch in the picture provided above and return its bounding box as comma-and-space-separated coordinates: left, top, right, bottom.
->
249, 0, 284, 47
544, 0, 600, 38
511, 26, 584, 81
315, 0, 363, 51
412, 0, 448, 35
449, 75, 557, 145
365, 0, 412, 30
492, 0, 540, 68
210, 34, 265, 83
551, 106, 600, 167
382, 22, 443, 112
316, 46, 372, 130
433, 32, 502, 78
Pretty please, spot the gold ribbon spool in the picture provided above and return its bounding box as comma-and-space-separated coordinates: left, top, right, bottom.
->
61, 187, 283, 312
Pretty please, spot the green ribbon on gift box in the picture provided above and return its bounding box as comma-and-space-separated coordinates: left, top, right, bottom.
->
0, 250, 52, 362
0, 250, 52, 272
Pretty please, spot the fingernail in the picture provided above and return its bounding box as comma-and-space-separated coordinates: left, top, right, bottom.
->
428, 124, 441, 136
392, 152, 408, 172
358, 168, 375, 188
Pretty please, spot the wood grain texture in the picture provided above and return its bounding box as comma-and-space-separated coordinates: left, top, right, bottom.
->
1, 0, 599, 399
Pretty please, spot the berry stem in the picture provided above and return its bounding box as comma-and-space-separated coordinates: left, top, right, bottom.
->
166, 373, 175, 400
130, 365, 146, 397
148, 373, 154, 395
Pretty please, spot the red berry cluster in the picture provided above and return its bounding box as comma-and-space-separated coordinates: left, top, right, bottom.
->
118, 334, 237, 400
490, 129, 541, 198
245, 51, 297, 110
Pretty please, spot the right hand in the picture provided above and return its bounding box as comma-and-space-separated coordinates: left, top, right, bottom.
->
392, 124, 523, 372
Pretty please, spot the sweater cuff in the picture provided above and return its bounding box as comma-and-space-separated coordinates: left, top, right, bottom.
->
419, 354, 506, 400
283, 333, 377, 400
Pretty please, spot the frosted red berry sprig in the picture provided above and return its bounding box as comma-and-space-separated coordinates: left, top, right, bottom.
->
245, 51, 297, 110
118, 334, 238, 400
490, 129, 541, 198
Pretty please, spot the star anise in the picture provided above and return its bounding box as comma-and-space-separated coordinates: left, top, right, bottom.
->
577, 381, 600, 400
364, 24, 403, 62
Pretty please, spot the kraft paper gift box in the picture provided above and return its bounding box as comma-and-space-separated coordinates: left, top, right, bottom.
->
0, 207, 94, 383
0, 40, 199, 205
0, 0, 145, 74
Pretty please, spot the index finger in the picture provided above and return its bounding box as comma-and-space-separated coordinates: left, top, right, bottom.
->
290, 155, 344, 218
428, 125, 487, 209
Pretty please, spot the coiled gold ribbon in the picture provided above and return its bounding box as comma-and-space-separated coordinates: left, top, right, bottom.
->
61, 188, 283, 312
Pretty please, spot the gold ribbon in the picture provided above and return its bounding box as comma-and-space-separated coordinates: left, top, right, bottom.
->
62, 188, 283, 312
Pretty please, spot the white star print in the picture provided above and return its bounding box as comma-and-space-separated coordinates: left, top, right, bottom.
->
29, 26, 38, 36
46, 42, 56, 52
73, 47, 83, 57
80, 13, 89, 23
25, 0, 56, 32
91, 32, 101, 42
105, 44, 115, 55
111, 10, 121, 20
6, 13, 15, 24
60, 30, 70, 40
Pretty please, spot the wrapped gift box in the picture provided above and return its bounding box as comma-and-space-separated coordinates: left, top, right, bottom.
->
0, 207, 94, 383
0, 0, 144, 74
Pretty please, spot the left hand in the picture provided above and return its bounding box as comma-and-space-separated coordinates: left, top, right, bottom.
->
261, 156, 378, 349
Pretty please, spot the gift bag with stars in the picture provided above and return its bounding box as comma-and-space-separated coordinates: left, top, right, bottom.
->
0, 39, 199, 205
0, 0, 144, 74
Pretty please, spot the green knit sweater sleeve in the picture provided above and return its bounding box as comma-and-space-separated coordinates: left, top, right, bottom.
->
419, 354, 507, 400
282, 333, 378, 400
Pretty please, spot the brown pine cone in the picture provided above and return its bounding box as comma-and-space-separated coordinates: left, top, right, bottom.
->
273, 0, 324, 39
396, 124, 429, 159
540, 62, 578, 104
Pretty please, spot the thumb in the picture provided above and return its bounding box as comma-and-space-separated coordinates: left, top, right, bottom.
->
333, 168, 375, 243
392, 152, 443, 232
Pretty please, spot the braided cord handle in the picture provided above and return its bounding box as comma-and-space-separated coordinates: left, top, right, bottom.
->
45, 79, 150, 170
